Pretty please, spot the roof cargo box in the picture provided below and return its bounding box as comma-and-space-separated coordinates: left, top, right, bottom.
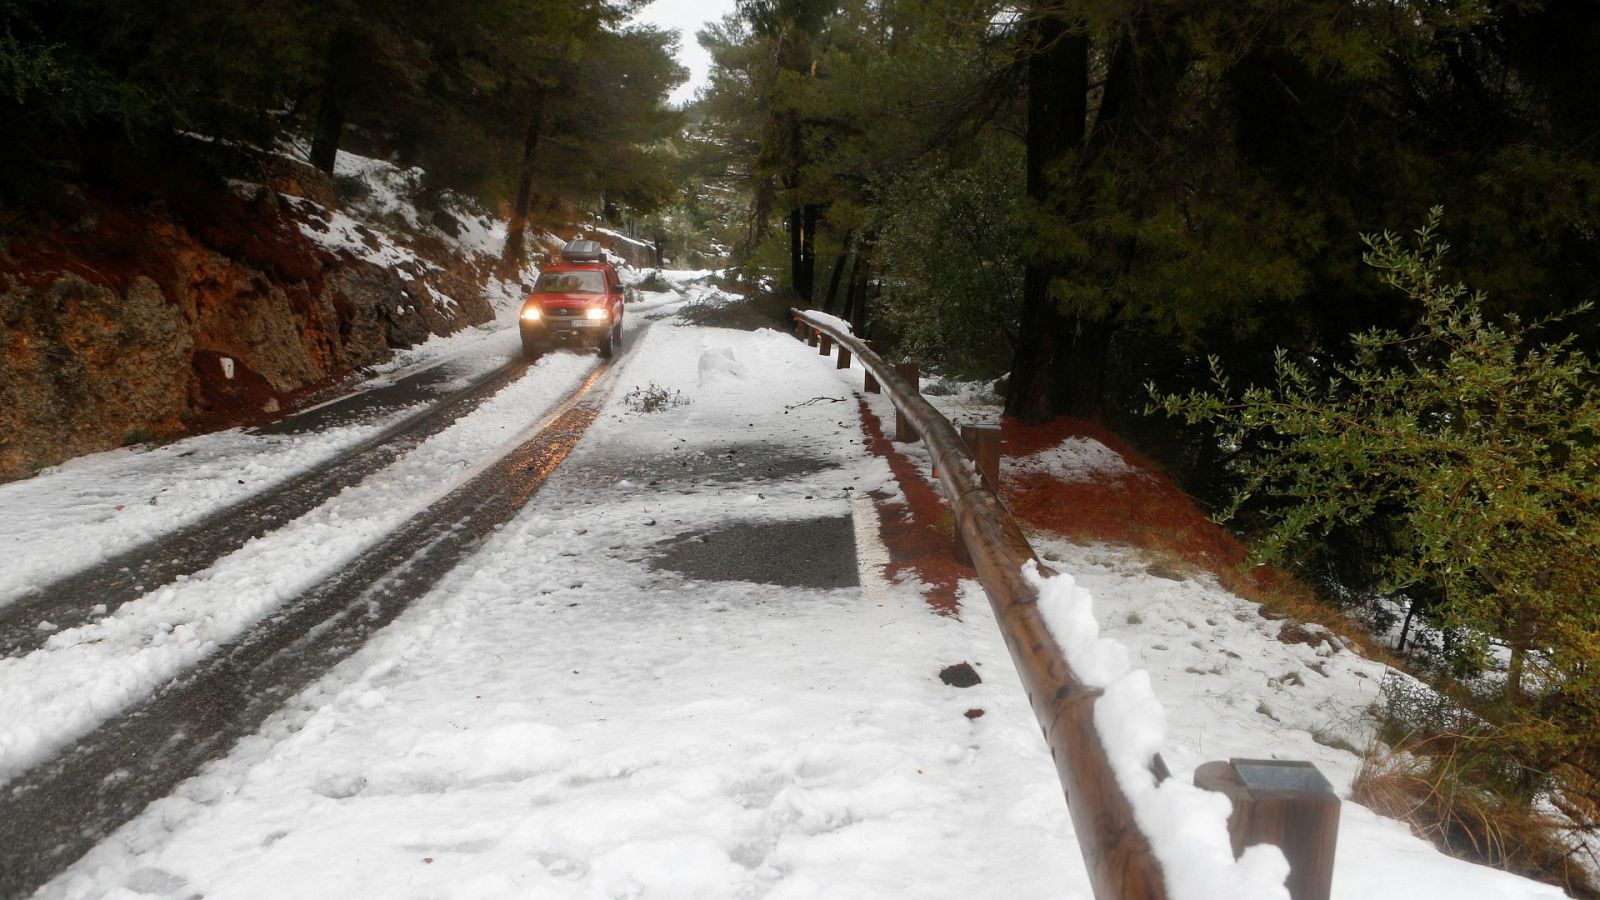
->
561, 239, 605, 262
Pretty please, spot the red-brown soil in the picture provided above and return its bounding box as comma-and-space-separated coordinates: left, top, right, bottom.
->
855, 397, 970, 614
999, 417, 1377, 647
1001, 416, 1304, 604
855, 404, 1321, 626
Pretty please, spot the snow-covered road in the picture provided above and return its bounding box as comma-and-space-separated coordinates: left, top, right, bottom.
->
37, 302, 1083, 899
1, 273, 1572, 899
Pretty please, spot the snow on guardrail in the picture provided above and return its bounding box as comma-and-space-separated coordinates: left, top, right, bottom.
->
790, 307, 1340, 900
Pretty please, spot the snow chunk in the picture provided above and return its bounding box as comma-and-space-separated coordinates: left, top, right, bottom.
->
1028, 566, 1129, 687
696, 346, 746, 385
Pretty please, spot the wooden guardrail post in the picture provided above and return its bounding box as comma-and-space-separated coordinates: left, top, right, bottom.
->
893, 362, 919, 443
793, 316, 806, 340
837, 346, 852, 369
947, 424, 995, 566
1194, 759, 1340, 900
863, 341, 883, 393
820, 333, 833, 356
961, 424, 1001, 489
807, 328, 819, 348
953, 424, 1003, 566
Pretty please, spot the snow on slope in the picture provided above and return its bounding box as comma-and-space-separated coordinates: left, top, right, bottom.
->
1012, 436, 1138, 482
1028, 537, 1561, 899
0, 320, 530, 609
836, 365, 1561, 899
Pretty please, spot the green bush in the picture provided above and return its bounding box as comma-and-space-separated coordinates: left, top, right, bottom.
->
874, 142, 1023, 379
1152, 210, 1600, 844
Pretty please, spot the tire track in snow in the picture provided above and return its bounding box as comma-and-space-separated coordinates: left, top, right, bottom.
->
0, 348, 635, 899
0, 358, 537, 657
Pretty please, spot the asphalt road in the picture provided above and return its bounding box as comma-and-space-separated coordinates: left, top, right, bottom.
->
657, 516, 859, 589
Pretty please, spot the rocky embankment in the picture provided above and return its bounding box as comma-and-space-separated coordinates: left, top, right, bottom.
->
0, 164, 497, 481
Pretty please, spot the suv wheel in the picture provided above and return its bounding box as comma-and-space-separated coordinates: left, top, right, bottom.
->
598, 324, 618, 359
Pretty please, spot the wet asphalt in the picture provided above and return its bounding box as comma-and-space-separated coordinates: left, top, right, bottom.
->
252, 359, 474, 437
656, 515, 859, 589
563, 435, 862, 590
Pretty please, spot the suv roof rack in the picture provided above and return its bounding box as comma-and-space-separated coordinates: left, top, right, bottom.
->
561, 238, 605, 263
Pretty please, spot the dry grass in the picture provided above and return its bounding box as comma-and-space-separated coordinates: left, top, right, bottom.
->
1354, 735, 1600, 897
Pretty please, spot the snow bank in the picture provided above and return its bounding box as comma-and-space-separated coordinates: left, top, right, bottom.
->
1025, 561, 1291, 900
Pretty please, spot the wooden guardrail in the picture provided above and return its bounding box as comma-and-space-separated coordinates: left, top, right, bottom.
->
790, 309, 1340, 900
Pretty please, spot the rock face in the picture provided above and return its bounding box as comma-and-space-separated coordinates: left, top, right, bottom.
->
0, 184, 494, 481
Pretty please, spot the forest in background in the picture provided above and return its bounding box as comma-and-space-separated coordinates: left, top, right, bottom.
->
0, 0, 685, 264
686, 0, 1600, 892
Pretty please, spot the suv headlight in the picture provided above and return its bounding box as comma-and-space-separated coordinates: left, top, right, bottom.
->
521, 307, 542, 322
586, 307, 609, 320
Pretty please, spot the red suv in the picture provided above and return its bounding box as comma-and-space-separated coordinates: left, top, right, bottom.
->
520, 239, 626, 359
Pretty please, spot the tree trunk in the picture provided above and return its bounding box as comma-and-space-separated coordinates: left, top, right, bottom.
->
1056, 313, 1113, 420
850, 232, 876, 335
751, 177, 774, 247
1506, 618, 1536, 708
840, 252, 860, 322
822, 233, 852, 314
1507, 645, 1526, 707
1398, 599, 1418, 652
1046, 24, 1191, 421
310, 29, 359, 175
787, 205, 803, 298
500, 88, 548, 276
1005, 11, 1088, 422
798, 204, 819, 302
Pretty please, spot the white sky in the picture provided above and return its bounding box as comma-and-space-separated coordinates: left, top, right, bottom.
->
631, 0, 736, 106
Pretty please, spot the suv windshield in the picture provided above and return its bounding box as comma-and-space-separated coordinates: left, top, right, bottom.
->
535, 271, 606, 293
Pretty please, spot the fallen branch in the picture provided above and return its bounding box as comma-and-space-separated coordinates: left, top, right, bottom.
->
784, 396, 847, 411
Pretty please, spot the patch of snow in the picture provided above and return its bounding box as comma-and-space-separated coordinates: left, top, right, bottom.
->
284, 195, 434, 276
1012, 436, 1137, 483
696, 346, 746, 385
591, 225, 655, 251
803, 311, 853, 335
